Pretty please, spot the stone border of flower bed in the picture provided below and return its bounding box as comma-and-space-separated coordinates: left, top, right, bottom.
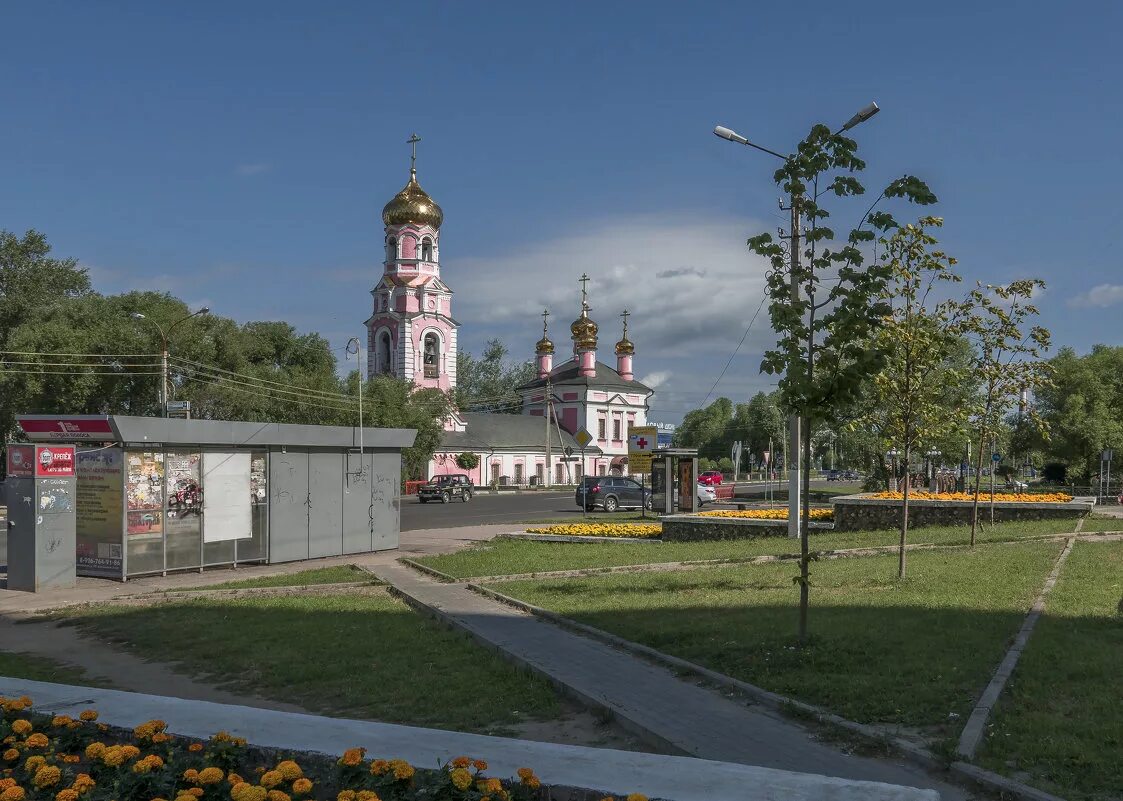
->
661, 514, 834, 542
500, 532, 664, 544
465, 583, 1067, 801
832, 494, 1094, 531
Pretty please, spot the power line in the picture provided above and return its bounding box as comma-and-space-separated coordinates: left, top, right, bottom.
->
0, 368, 162, 376
0, 350, 159, 358
696, 295, 769, 409
170, 365, 360, 408
176, 373, 361, 416
169, 356, 358, 403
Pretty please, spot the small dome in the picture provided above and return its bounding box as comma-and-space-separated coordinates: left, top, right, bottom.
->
615, 336, 634, 356
536, 335, 555, 355
382, 169, 444, 228
571, 306, 598, 350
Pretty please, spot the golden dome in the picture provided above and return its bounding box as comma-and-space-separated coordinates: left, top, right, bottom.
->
382, 169, 444, 228
536, 336, 555, 355
571, 305, 598, 350
615, 336, 634, 356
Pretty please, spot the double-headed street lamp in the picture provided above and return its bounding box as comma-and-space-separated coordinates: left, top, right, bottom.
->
713, 102, 880, 539
131, 307, 209, 416
926, 447, 941, 491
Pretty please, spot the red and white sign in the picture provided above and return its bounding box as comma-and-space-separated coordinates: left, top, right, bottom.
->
17, 416, 114, 441
6, 444, 35, 477
35, 445, 76, 477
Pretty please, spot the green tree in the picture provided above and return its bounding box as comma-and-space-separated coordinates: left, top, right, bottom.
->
861, 217, 973, 578
454, 339, 535, 414
749, 124, 936, 641
964, 280, 1052, 544
673, 397, 733, 460
359, 374, 452, 480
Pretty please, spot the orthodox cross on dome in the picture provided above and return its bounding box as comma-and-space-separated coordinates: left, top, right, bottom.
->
407, 133, 421, 173
542, 308, 550, 335
578, 273, 591, 311
620, 309, 630, 337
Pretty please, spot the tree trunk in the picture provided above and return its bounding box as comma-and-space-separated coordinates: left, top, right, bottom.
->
799, 417, 813, 643
969, 430, 987, 546
899, 441, 911, 579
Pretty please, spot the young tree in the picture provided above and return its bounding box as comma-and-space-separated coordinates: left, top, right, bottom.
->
861, 217, 973, 578
749, 125, 936, 641
454, 339, 535, 414
964, 280, 1052, 544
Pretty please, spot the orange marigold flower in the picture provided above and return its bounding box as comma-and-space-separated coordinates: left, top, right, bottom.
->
473, 760, 488, 772
230, 784, 268, 801
84, 743, 106, 761
259, 771, 283, 789
478, 778, 503, 794
56, 789, 80, 801
335, 792, 355, 801
227, 773, 245, 786
449, 768, 472, 791
71, 773, 96, 794
291, 779, 312, 796
197, 767, 224, 785
0, 786, 26, 801
34, 766, 63, 789
339, 748, 366, 767
450, 756, 471, 769
25, 735, 48, 750
9, 723, 31, 738
275, 761, 302, 782
0, 781, 14, 791
25, 756, 46, 774
626, 795, 649, 801
96, 724, 108, 733
516, 768, 534, 781
355, 792, 379, 801
183, 769, 200, 783
2, 751, 17, 763
266, 792, 290, 801
389, 760, 413, 781
50, 716, 73, 727
525, 776, 541, 789
185, 789, 203, 799
188, 743, 204, 753
62, 755, 81, 764
151, 733, 170, 744
78, 711, 98, 723
369, 760, 389, 776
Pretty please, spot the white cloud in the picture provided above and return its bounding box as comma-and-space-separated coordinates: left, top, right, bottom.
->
1067, 283, 1123, 308
236, 163, 272, 177
638, 370, 671, 389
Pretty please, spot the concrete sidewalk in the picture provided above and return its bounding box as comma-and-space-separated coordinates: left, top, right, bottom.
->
0, 676, 937, 801
371, 563, 969, 800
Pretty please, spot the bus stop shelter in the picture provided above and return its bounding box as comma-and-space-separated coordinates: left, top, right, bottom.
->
5, 414, 415, 584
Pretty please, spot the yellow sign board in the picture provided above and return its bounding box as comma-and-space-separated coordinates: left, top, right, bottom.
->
628, 426, 657, 474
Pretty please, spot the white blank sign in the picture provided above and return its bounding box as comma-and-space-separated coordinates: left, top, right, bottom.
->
202, 451, 252, 542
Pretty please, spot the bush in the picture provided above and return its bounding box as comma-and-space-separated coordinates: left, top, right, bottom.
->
1042, 462, 1067, 483
698, 458, 715, 472
455, 452, 479, 470
717, 457, 734, 473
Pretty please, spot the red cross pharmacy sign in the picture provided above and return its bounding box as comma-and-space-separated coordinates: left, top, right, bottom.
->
628, 426, 657, 473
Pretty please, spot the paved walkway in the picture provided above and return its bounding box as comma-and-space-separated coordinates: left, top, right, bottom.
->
370, 562, 970, 800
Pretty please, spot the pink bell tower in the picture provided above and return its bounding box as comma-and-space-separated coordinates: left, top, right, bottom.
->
366, 134, 457, 393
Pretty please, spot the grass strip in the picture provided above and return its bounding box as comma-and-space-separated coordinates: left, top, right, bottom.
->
61, 592, 562, 734
0, 651, 98, 687
176, 565, 367, 590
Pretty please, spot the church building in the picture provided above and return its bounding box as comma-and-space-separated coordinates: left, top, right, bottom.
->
366, 139, 654, 486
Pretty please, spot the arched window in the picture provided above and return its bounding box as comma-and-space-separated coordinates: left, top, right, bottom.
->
420, 238, 433, 262
423, 332, 440, 379
378, 332, 393, 374
386, 237, 397, 263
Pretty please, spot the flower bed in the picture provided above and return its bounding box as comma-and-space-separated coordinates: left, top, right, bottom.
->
0, 695, 647, 801
523, 523, 661, 539
698, 508, 834, 521
870, 491, 1072, 503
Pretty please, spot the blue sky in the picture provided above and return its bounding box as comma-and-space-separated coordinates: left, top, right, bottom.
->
4, 1, 1120, 423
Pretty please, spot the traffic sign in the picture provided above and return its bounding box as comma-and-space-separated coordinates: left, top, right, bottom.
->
574, 427, 593, 449
992, 453, 1001, 463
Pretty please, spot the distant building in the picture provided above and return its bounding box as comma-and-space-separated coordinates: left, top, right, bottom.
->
365, 140, 654, 485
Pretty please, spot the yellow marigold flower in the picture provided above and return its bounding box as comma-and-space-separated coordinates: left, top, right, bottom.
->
227, 774, 245, 787
185, 790, 203, 799
62, 755, 81, 764
389, 759, 413, 781
335, 791, 355, 801
450, 756, 471, 769
266, 792, 290, 801
50, 716, 73, 727
369, 760, 389, 776
122, 745, 141, 760
34, 766, 62, 789
355, 792, 378, 801
175, 795, 195, 801
339, 748, 366, 767
2, 750, 17, 762
151, 733, 170, 744
25, 734, 47, 749
85, 743, 106, 760
188, 743, 204, 753
516, 768, 534, 781
9, 723, 31, 737
473, 760, 488, 772
183, 769, 200, 783
78, 711, 98, 723
96, 724, 108, 732
56, 789, 80, 801
231, 784, 267, 801
450, 768, 472, 790
626, 795, 648, 801
525, 776, 541, 789
71, 773, 96, 794
291, 779, 312, 796
259, 771, 283, 789
197, 767, 224, 785
0, 786, 26, 801
0, 781, 15, 792
275, 761, 302, 781
478, 778, 503, 794
2, 734, 14, 743
25, 756, 46, 774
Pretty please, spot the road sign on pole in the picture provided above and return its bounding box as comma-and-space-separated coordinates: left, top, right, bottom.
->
628, 425, 656, 474
991, 452, 1001, 463
574, 427, 593, 449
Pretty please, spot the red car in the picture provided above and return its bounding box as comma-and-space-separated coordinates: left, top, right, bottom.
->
698, 470, 724, 486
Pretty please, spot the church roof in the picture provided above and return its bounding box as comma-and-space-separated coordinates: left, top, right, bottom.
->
382, 168, 443, 228
516, 358, 653, 394
439, 412, 600, 453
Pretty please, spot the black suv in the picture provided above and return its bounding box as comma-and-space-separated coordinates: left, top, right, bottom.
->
418, 474, 473, 504
576, 476, 652, 512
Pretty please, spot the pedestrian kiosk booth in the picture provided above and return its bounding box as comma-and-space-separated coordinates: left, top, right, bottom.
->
4, 415, 415, 586
650, 447, 699, 515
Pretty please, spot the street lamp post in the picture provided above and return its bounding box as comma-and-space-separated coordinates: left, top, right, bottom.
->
887, 448, 900, 491
926, 448, 941, 492
130, 307, 209, 416
714, 102, 880, 539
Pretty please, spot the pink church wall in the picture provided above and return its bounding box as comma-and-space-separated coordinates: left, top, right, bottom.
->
617, 354, 633, 381
578, 350, 596, 377
562, 392, 578, 401
561, 407, 578, 433
430, 453, 482, 485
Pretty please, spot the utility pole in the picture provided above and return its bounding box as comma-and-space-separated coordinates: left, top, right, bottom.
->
130, 306, 208, 417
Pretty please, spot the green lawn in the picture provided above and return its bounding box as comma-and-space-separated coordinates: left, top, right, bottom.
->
418, 518, 1083, 579
487, 541, 1063, 732
62, 593, 561, 734
180, 565, 369, 590
977, 540, 1123, 801
0, 651, 97, 687
1079, 514, 1123, 532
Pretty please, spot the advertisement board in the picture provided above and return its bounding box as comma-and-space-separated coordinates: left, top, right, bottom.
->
35, 446, 76, 477
76, 448, 124, 577
628, 425, 657, 474
5, 445, 34, 477
202, 451, 252, 542
18, 416, 114, 441
126, 451, 164, 537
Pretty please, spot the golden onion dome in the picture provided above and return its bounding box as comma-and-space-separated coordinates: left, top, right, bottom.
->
382, 168, 444, 228
536, 335, 555, 355
615, 336, 634, 356
571, 305, 598, 349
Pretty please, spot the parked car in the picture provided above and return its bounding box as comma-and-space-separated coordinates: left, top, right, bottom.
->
1005, 479, 1029, 491
698, 470, 724, 486
418, 474, 474, 503
826, 469, 842, 481
696, 483, 717, 506
844, 470, 859, 481
576, 476, 652, 512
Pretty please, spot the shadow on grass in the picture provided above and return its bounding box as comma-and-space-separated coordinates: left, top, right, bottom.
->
60, 593, 562, 735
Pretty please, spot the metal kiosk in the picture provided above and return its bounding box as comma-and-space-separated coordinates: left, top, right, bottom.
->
650, 447, 699, 515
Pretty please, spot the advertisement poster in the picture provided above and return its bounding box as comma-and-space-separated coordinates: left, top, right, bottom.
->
166, 452, 201, 519
678, 458, 693, 512
5, 445, 34, 477
201, 451, 251, 542
251, 455, 267, 505
35, 445, 76, 477
76, 448, 124, 576
126, 451, 164, 537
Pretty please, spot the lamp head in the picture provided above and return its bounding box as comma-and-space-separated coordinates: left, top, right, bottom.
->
713, 125, 749, 145
839, 101, 880, 133
196, 306, 210, 315
130, 312, 146, 320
